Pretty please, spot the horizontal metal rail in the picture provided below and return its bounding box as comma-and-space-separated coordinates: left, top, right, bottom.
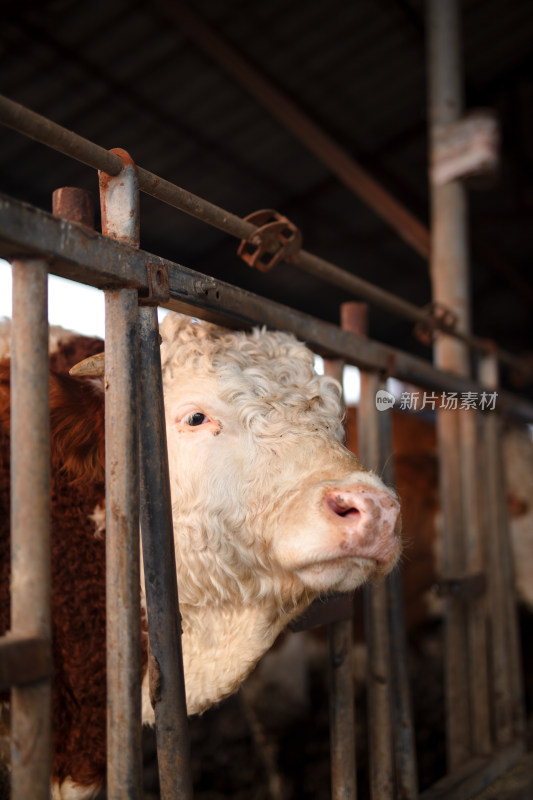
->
0, 93, 524, 371
0, 191, 531, 421
1, 192, 532, 423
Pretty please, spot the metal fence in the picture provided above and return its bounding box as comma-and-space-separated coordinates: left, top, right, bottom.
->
1, 2, 533, 797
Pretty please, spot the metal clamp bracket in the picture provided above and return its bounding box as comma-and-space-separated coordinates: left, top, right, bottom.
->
431, 109, 499, 186
414, 302, 458, 345
138, 262, 170, 306
237, 209, 302, 272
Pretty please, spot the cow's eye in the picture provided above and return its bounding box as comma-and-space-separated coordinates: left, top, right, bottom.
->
186, 412, 208, 427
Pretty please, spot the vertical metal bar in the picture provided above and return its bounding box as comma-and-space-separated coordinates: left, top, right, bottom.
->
323, 355, 356, 800
427, 0, 474, 770
345, 298, 417, 799
99, 150, 143, 800
328, 620, 356, 800
479, 355, 525, 745
105, 288, 142, 800
379, 411, 418, 800
461, 409, 491, 756
10, 258, 52, 799
138, 305, 194, 800
356, 314, 394, 798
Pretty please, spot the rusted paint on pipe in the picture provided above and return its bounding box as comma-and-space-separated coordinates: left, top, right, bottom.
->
138, 305, 194, 800
52, 187, 95, 229
99, 149, 140, 248
10, 257, 52, 799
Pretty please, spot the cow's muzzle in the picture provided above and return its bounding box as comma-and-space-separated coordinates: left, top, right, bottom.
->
322, 482, 400, 567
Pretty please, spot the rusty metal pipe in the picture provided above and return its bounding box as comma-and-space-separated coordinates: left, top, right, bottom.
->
328, 619, 357, 800
104, 288, 142, 800
347, 298, 417, 799
138, 305, 194, 800
1, 192, 532, 417
350, 302, 394, 799
100, 151, 143, 800
0, 93, 523, 370
427, 0, 475, 770
357, 372, 394, 800
460, 408, 491, 757
10, 257, 52, 799
378, 409, 418, 799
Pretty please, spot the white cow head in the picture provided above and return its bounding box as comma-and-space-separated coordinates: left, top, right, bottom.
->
158, 314, 400, 713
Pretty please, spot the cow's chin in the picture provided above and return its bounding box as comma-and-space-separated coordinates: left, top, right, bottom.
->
295, 556, 377, 594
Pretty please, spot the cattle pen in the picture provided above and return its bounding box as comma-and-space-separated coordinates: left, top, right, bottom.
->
1, 2, 533, 799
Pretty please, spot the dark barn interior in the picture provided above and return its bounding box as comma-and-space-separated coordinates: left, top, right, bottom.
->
2, 1, 533, 799
1, 0, 533, 379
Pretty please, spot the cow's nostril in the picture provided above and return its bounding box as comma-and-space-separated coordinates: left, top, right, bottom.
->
327, 495, 360, 518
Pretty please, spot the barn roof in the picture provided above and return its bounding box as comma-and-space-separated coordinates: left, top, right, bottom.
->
1, 0, 532, 388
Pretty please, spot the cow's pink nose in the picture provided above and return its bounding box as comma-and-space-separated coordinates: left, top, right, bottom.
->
323, 483, 400, 564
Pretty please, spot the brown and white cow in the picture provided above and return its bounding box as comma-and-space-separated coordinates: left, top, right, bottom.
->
0, 313, 401, 798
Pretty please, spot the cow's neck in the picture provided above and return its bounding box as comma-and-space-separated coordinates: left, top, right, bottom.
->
180, 596, 306, 716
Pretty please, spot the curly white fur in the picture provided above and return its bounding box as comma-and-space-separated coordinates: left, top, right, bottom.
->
153, 314, 399, 716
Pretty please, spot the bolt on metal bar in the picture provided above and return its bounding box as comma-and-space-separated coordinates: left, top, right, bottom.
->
100, 153, 143, 800
324, 355, 357, 800
138, 305, 194, 800
0, 93, 525, 372
10, 258, 52, 799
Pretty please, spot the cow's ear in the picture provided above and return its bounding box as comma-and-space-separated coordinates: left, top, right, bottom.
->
50, 373, 106, 485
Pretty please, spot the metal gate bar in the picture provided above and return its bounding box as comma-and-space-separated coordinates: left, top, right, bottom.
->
100, 154, 143, 799
427, 0, 486, 772
9, 258, 52, 799
359, 368, 395, 799
138, 304, 194, 800
479, 354, 525, 745
104, 288, 143, 800
1, 193, 532, 423
324, 352, 357, 800
460, 407, 491, 757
